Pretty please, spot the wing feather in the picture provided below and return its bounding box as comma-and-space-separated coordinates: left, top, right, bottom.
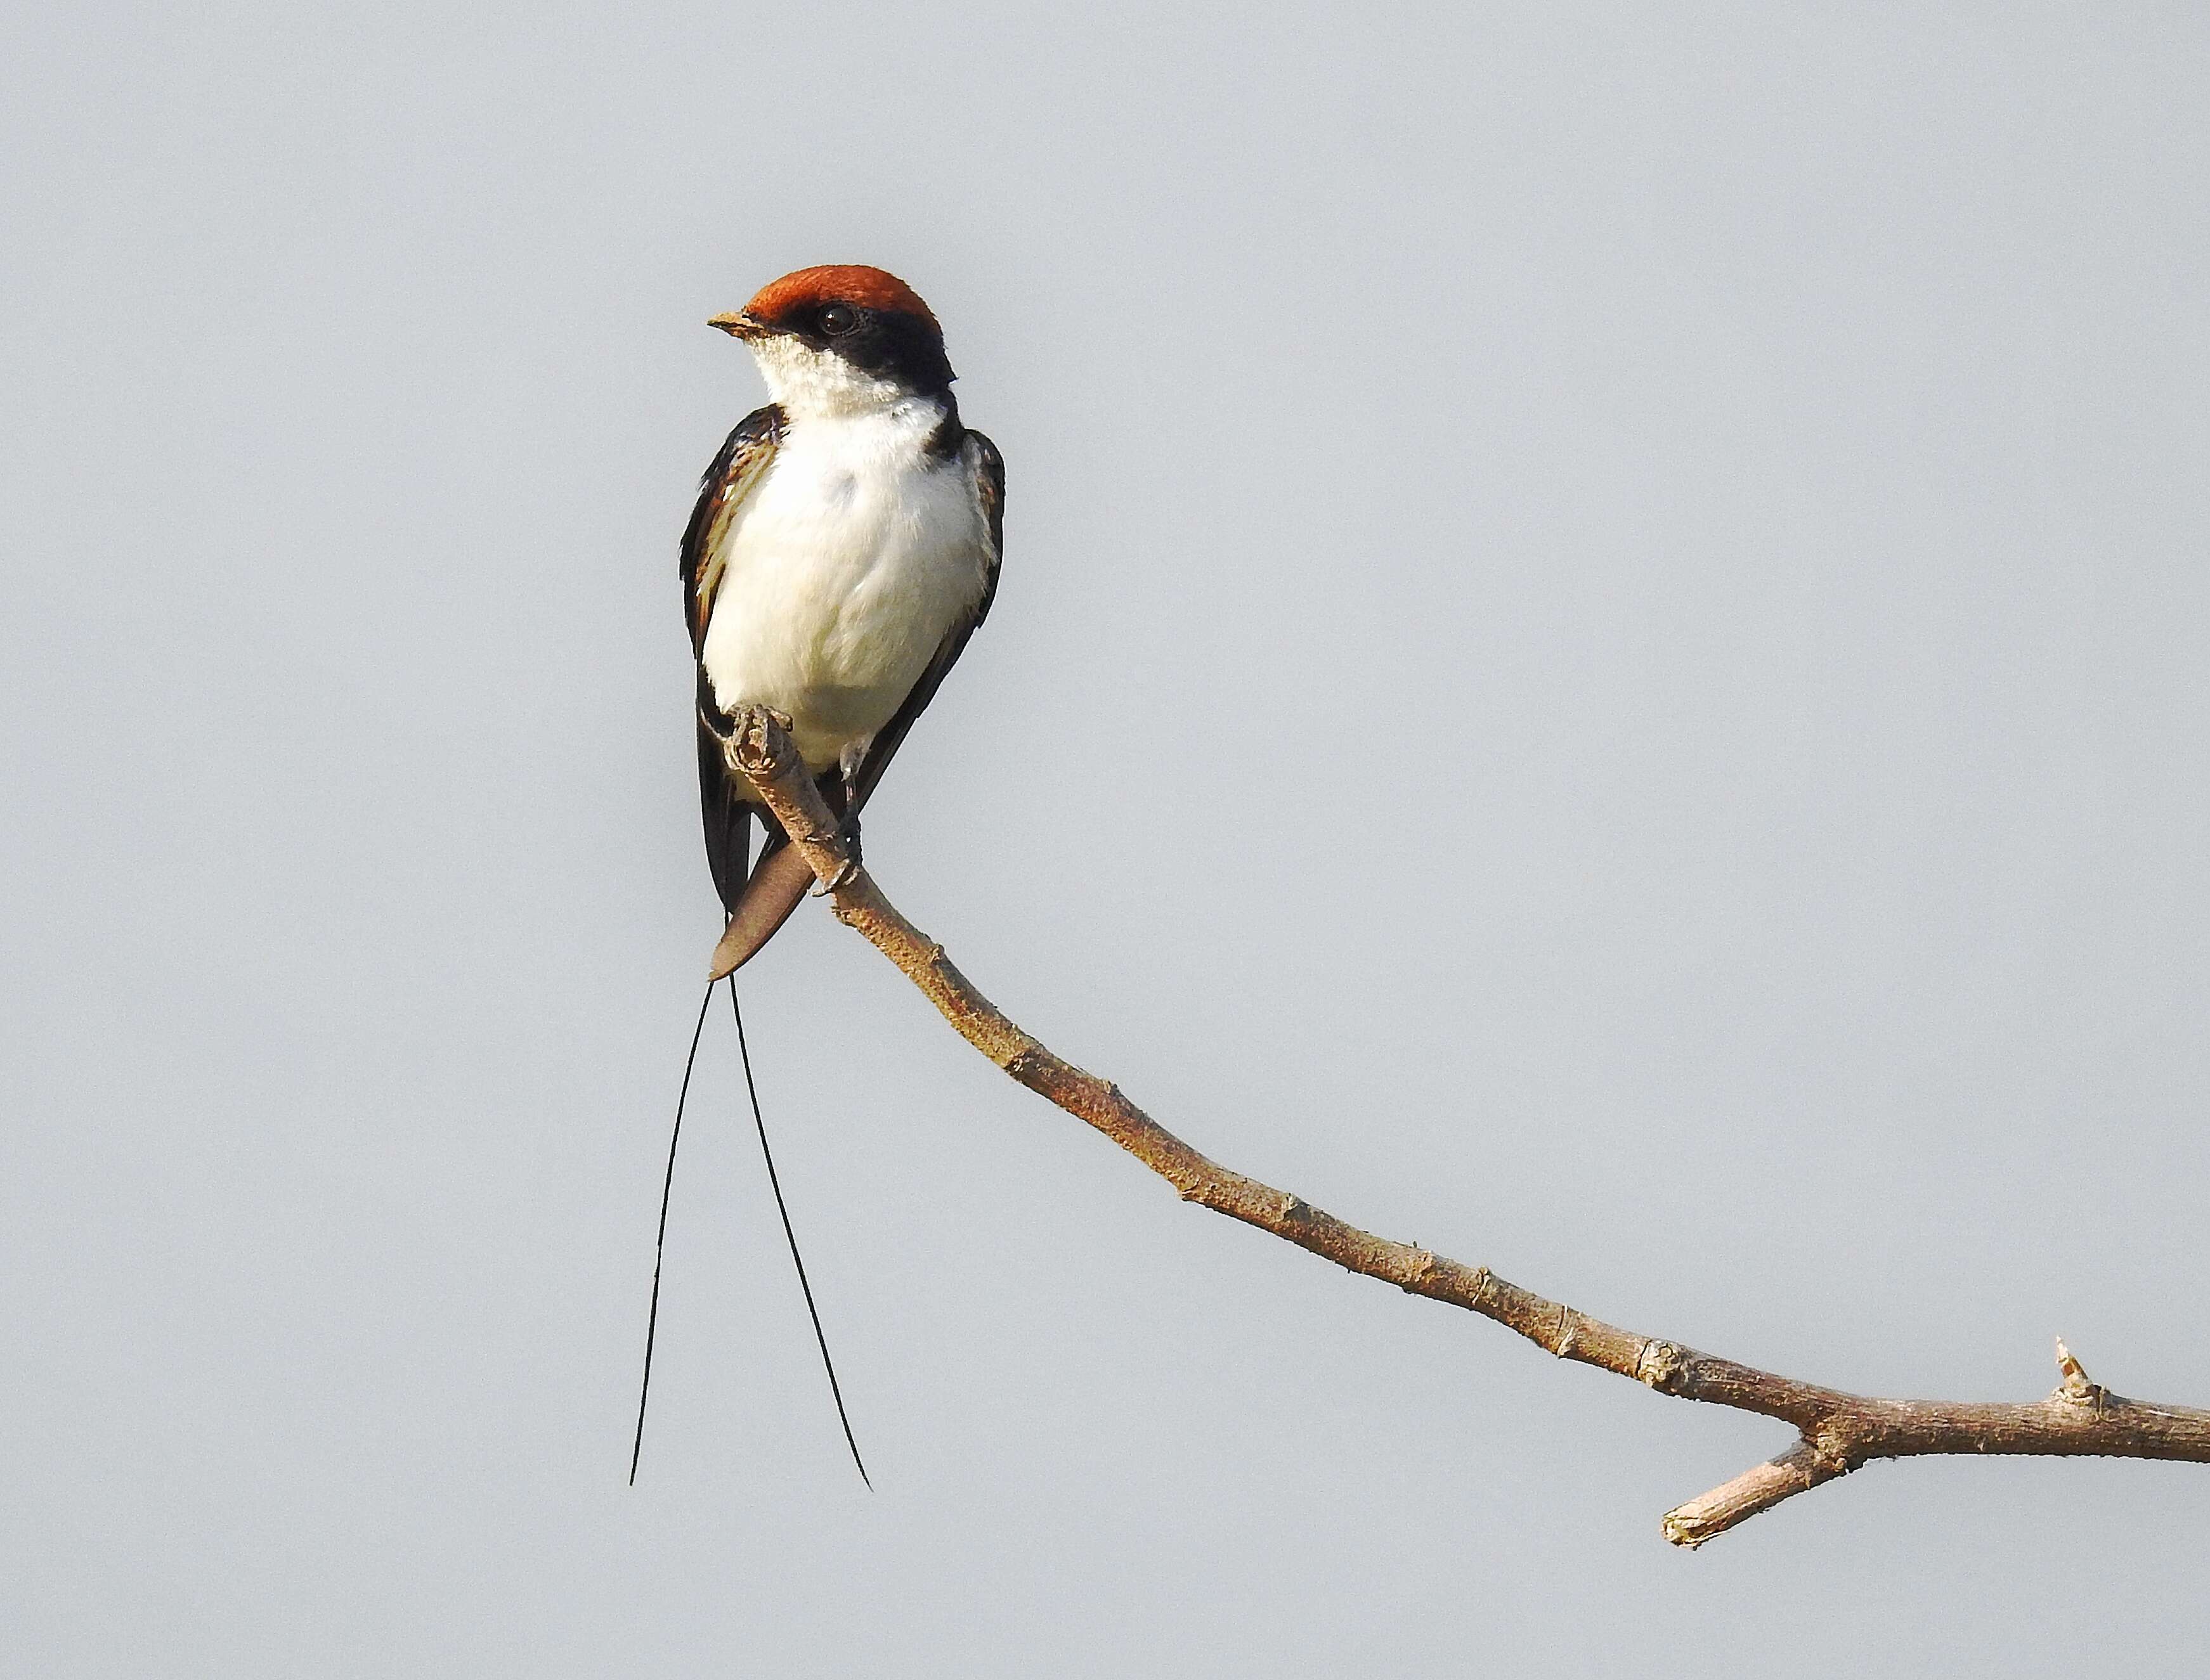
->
680, 405, 782, 656
684, 407, 782, 925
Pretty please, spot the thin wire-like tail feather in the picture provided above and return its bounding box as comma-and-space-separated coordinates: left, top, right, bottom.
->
729, 977, 872, 1488
629, 981, 717, 1485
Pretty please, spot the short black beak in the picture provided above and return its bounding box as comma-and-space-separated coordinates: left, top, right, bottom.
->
708, 311, 764, 339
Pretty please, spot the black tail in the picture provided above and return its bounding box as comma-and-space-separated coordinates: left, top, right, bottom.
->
729, 978, 871, 1488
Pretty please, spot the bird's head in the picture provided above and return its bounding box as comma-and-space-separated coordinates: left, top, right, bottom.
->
710, 265, 956, 417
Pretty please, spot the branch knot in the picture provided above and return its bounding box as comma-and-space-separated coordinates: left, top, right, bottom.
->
1549, 1304, 1583, 1359
1635, 1340, 1689, 1393
1805, 1423, 1860, 1478
2054, 1337, 2107, 1409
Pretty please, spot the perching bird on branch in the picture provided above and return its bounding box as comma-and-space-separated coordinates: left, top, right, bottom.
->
683, 264, 1004, 976
633, 268, 1003, 1486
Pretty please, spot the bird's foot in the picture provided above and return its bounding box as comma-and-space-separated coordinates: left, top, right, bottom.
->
809, 857, 860, 896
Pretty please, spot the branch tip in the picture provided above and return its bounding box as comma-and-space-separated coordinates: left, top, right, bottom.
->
726, 704, 799, 779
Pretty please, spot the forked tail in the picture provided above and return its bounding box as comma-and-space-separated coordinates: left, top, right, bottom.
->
630, 976, 870, 1488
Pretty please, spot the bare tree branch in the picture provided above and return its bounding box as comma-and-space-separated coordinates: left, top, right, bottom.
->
721, 706, 2210, 1547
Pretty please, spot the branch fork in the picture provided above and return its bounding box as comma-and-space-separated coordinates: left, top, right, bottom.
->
722, 706, 2210, 1546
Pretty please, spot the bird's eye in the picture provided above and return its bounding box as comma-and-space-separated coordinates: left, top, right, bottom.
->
818, 305, 857, 335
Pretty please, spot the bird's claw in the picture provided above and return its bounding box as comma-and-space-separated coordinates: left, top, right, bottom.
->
805, 812, 862, 896
809, 857, 860, 897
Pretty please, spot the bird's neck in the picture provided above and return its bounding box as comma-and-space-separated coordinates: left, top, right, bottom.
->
750, 337, 954, 430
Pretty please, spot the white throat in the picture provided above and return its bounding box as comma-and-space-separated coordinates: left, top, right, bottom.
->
748, 335, 925, 423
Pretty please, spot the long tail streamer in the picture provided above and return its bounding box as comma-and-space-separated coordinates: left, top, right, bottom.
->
629, 981, 717, 1484
729, 977, 872, 1488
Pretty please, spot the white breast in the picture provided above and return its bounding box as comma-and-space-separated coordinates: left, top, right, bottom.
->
700, 399, 990, 776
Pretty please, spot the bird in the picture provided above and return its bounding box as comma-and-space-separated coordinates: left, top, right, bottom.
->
631, 267, 1003, 1487
682, 264, 1003, 976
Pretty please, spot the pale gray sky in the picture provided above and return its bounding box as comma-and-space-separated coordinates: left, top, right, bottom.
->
5, 4, 2208, 1675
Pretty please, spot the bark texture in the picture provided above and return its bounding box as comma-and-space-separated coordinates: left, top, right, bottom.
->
722, 706, 2210, 1546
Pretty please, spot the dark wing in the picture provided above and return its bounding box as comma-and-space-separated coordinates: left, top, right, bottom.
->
683, 407, 782, 922
848, 428, 1004, 811
682, 404, 782, 656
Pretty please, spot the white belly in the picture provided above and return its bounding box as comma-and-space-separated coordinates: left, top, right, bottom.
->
700, 409, 989, 776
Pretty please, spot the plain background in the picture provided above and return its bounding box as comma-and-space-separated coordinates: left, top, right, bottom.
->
5, 3, 2207, 1674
